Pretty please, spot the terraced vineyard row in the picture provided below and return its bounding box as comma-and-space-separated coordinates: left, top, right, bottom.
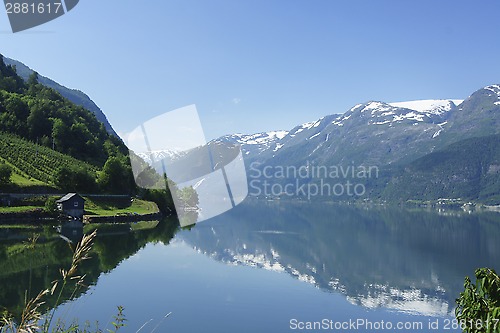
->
0, 132, 99, 184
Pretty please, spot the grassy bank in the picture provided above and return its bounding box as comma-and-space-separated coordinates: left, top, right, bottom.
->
85, 198, 159, 216
0, 196, 159, 218
0, 206, 41, 213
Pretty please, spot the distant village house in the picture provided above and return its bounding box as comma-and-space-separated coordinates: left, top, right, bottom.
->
56, 193, 85, 218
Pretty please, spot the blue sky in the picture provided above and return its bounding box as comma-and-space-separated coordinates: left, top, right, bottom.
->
1, 0, 500, 140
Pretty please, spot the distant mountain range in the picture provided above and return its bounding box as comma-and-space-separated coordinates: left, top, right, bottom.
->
142, 84, 500, 204
3, 57, 117, 137
221, 98, 469, 166
133, 85, 500, 204
216, 98, 465, 165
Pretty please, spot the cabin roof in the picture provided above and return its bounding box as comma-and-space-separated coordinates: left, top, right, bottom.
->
56, 193, 85, 203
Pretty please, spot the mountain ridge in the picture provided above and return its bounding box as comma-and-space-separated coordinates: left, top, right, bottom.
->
113, 82, 500, 203
3, 56, 118, 137
219, 85, 500, 203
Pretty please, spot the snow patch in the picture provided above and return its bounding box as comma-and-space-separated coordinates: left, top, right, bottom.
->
389, 99, 462, 114
302, 121, 315, 130
268, 131, 288, 140
393, 112, 425, 122
373, 120, 391, 125
485, 85, 500, 98
349, 104, 363, 112
137, 150, 184, 165
241, 130, 288, 145
362, 102, 393, 114
308, 132, 321, 140
433, 129, 443, 138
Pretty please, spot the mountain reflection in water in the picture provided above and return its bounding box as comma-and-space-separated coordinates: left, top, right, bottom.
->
179, 201, 500, 317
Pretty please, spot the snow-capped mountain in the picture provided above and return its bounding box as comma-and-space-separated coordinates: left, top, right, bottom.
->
332, 99, 459, 127
229, 98, 464, 167
136, 150, 186, 166
389, 99, 463, 115
214, 131, 289, 157
234, 85, 500, 169
134, 85, 500, 203
134, 97, 466, 169
209, 85, 499, 203
485, 84, 500, 103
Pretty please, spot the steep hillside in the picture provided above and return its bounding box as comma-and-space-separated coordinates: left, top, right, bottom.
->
383, 134, 500, 204
0, 132, 98, 186
440, 85, 500, 144
248, 99, 462, 168
236, 87, 499, 170
0, 54, 126, 167
3, 57, 118, 137
235, 85, 500, 202
0, 54, 141, 195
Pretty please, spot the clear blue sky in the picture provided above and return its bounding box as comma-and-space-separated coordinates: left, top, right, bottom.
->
1, 0, 500, 140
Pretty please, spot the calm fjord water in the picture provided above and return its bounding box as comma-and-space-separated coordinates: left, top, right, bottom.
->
2, 201, 500, 332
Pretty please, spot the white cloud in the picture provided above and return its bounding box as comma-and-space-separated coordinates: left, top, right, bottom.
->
232, 97, 241, 105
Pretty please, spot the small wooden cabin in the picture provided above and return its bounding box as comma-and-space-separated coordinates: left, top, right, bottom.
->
56, 193, 85, 218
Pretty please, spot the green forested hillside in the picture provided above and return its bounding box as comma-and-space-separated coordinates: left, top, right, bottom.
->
0, 54, 126, 167
4, 57, 118, 136
383, 134, 500, 204
0, 54, 138, 194
0, 54, 173, 200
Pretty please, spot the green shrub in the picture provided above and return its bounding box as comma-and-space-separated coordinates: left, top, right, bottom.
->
44, 197, 58, 214
0, 163, 12, 185
456, 268, 500, 333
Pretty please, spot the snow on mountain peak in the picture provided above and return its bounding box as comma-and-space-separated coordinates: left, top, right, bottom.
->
137, 150, 184, 165
484, 85, 500, 99
240, 130, 288, 145
270, 130, 289, 139
349, 104, 363, 112
221, 131, 287, 144
361, 101, 394, 113
389, 99, 462, 114
340, 99, 463, 125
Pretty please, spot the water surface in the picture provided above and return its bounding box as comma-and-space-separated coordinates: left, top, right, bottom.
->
1, 201, 499, 332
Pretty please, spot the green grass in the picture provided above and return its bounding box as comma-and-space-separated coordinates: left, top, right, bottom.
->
0, 205, 41, 213
0, 224, 42, 229
130, 220, 159, 231
84, 220, 160, 234
84, 199, 159, 216
0, 196, 159, 218
9, 172, 46, 186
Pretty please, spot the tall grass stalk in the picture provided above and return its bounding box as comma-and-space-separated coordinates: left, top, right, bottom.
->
0, 228, 169, 333
43, 230, 97, 332
1, 230, 101, 333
